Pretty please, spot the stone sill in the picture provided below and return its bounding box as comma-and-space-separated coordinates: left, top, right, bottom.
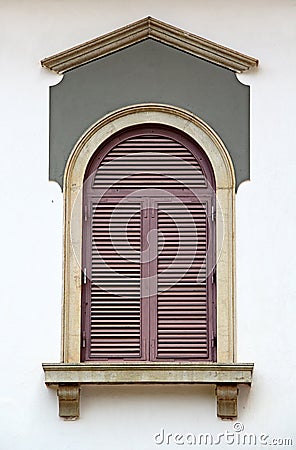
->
42, 362, 253, 420
43, 362, 253, 385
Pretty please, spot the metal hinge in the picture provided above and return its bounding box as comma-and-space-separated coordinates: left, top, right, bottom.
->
211, 270, 216, 284
84, 205, 88, 221
82, 331, 86, 348
211, 205, 216, 222
211, 331, 217, 348
83, 268, 87, 284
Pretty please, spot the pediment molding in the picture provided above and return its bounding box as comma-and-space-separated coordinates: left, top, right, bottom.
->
41, 17, 258, 74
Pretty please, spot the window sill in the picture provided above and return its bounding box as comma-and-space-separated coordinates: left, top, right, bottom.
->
42, 362, 253, 420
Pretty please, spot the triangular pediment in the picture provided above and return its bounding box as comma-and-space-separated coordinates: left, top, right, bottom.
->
41, 17, 258, 74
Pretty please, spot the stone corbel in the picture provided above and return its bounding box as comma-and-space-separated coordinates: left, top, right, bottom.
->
57, 384, 80, 420
216, 384, 238, 420
55, 382, 240, 420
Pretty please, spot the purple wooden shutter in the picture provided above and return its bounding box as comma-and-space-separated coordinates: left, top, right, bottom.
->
92, 134, 207, 190
153, 201, 213, 360
85, 200, 144, 360
81, 126, 216, 362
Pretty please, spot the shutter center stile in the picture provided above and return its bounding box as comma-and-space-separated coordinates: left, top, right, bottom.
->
81, 126, 216, 362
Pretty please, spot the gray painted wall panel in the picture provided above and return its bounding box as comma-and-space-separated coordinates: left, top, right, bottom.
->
49, 39, 250, 189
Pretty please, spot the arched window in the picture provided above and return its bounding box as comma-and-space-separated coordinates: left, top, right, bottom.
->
43, 105, 253, 421
81, 125, 216, 362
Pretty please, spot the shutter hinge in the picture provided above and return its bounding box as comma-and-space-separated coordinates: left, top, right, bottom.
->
83, 268, 87, 284
211, 205, 216, 222
211, 331, 217, 348
211, 270, 216, 284
84, 205, 88, 221
82, 331, 86, 348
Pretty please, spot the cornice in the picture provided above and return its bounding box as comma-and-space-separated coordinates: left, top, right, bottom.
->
41, 17, 258, 74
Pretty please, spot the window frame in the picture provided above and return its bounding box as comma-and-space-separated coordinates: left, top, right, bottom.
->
62, 103, 236, 364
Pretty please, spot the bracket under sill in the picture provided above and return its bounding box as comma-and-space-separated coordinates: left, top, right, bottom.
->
42, 362, 253, 420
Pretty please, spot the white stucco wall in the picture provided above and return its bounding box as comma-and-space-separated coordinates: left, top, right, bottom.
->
0, 1, 295, 449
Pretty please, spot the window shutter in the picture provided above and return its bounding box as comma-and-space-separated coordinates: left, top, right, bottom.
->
93, 135, 208, 190
84, 201, 144, 360
154, 201, 212, 360
82, 126, 216, 362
